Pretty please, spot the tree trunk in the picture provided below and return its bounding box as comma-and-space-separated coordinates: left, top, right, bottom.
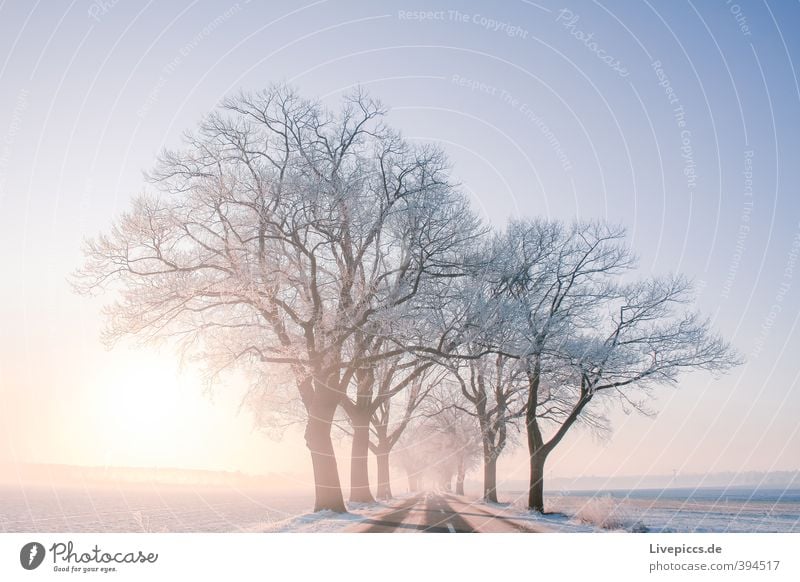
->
347, 368, 375, 504
525, 359, 589, 512
525, 356, 546, 512
376, 445, 392, 499
528, 450, 547, 513
443, 473, 453, 491
483, 454, 498, 502
305, 390, 346, 513
349, 410, 375, 503
455, 456, 466, 495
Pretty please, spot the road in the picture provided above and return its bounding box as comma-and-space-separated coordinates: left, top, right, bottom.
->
345, 492, 541, 533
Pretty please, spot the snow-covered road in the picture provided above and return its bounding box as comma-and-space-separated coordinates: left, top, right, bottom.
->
345, 493, 541, 533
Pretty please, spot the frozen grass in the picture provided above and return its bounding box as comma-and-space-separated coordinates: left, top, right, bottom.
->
553, 495, 636, 531
475, 494, 647, 532
131, 510, 169, 533
475, 499, 599, 532
248, 509, 367, 533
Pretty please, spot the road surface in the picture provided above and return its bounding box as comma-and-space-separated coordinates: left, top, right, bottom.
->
346, 493, 541, 533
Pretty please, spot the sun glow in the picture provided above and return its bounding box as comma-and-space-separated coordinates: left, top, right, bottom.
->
77, 348, 296, 475
92, 353, 191, 464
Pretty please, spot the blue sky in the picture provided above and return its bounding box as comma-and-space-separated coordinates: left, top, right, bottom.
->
0, 0, 798, 484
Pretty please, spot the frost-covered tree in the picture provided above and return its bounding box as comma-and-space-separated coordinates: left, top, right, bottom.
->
490, 219, 740, 512
340, 347, 435, 502
399, 241, 522, 502
73, 84, 481, 512
450, 353, 526, 502
526, 274, 742, 511
367, 362, 437, 499
394, 405, 481, 494
423, 385, 484, 495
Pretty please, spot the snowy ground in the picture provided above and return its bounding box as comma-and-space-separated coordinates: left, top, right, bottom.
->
247, 494, 602, 533
495, 489, 800, 533
3, 483, 797, 533
473, 500, 601, 532
246, 495, 417, 533
249, 490, 800, 533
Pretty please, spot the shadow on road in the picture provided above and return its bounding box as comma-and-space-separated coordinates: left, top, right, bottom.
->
359, 494, 475, 533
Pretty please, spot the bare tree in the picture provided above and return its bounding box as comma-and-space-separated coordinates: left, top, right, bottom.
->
394, 240, 519, 501
525, 274, 742, 511
73, 84, 481, 512
340, 348, 434, 502
483, 219, 632, 512
489, 219, 741, 512
450, 354, 526, 502
367, 364, 434, 499
394, 405, 481, 494
425, 386, 484, 495
351, 254, 488, 501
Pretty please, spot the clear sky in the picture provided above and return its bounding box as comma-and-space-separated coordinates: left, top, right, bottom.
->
0, 0, 798, 487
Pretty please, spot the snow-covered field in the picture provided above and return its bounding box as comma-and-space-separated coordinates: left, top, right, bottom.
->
495, 487, 800, 533
1, 484, 797, 533
0, 483, 315, 532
